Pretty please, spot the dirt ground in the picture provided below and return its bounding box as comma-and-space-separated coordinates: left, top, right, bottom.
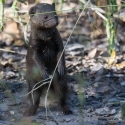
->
1, 1, 125, 125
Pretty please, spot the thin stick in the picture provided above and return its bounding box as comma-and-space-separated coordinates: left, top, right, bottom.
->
44, 0, 91, 118
0, 48, 26, 55
20, 77, 51, 97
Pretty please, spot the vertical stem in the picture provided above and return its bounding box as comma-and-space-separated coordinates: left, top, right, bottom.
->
58, 0, 64, 11
106, 0, 117, 55
0, 0, 5, 31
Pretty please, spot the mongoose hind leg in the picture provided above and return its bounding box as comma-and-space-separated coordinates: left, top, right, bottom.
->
24, 87, 41, 116
53, 73, 72, 115
59, 83, 72, 115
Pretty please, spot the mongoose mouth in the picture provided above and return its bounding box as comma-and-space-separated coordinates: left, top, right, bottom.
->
43, 17, 58, 28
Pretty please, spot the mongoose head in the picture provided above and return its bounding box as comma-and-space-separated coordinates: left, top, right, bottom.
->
29, 3, 58, 28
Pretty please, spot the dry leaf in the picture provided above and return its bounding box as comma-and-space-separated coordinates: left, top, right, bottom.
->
106, 57, 116, 65
90, 29, 102, 39
13, 40, 24, 46
88, 48, 97, 58
116, 61, 125, 70
4, 20, 20, 34
106, 50, 116, 65
1, 61, 9, 66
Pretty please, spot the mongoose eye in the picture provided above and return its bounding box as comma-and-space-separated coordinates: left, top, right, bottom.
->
44, 15, 48, 19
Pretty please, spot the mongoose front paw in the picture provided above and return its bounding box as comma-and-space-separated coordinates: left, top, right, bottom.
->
23, 105, 37, 117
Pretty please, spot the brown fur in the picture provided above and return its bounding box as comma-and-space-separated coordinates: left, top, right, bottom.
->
24, 3, 72, 116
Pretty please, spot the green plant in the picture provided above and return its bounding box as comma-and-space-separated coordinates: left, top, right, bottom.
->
0, 0, 6, 30
0, 0, 26, 31
106, 0, 117, 55
54, 0, 64, 11
12, 0, 26, 26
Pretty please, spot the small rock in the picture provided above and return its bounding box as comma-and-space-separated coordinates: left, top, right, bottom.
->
108, 98, 120, 106
113, 73, 124, 77
120, 81, 125, 86
65, 118, 71, 122
90, 63, 103, 73
95, 107, 116, 116
2, 53, 14, 59
87, 59, 96, 63
10, 111, 14, 115
82, 60, 86, 65
97, 86, 110, 94
65, 43, 84, 51
104, 107, 109, 112
111, 66, 117, 72
95, 108, 107, 115
84, 63, 89, 68
5, 71, 15, 79
108, 98, 118, 103
94, 83, 98, 87
106, 74, 111, 77
110, 109, 116, 115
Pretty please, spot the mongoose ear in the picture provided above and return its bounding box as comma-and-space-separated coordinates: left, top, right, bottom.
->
52, 3, 55, 9
29, 6, 37, 17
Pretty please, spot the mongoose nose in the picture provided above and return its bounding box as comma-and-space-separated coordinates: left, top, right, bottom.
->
44, 15, 48, 19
